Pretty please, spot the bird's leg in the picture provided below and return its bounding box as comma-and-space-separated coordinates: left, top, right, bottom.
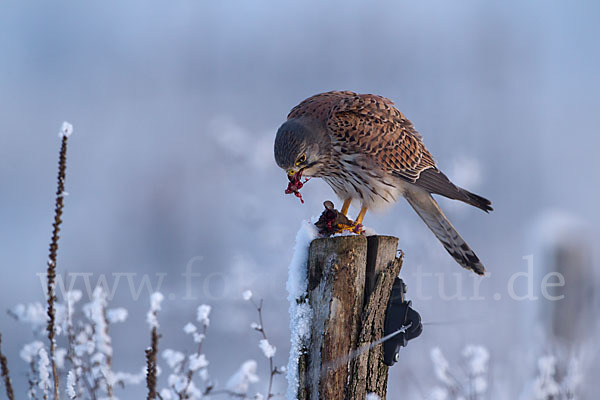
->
340, 198, 352, 216
333, 198, 354, 232
355, 206, 368, 225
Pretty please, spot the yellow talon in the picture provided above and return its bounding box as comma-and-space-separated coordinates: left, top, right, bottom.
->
335, 221, 364, 234
336, 223, 355, 232
333, 205, 368, 234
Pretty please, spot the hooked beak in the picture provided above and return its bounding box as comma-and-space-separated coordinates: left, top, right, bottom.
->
287, 167, 305, 182
287, 168, 300, 177
288, 161, 317, 179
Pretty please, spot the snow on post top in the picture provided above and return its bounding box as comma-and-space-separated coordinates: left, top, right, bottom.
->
59, 121, 73, 138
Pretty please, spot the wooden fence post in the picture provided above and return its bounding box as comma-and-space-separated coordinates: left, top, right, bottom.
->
294, 235, 403, 399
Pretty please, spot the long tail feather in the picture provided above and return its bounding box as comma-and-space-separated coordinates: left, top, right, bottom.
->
405, 188, 486, 275
415, 169, 493, 212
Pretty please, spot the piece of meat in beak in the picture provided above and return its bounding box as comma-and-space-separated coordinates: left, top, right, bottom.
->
285, 169, 310, 204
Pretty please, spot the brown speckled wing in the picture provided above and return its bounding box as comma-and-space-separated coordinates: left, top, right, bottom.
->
326, 92, 436, 183
287, 91, 358, 124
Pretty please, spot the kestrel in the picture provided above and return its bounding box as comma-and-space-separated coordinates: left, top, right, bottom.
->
274, 91, 492, 275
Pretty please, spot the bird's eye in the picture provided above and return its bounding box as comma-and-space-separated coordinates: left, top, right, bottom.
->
296, 154, 307, 165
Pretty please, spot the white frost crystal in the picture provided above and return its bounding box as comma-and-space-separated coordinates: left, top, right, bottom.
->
66, 370, 77, 398
107, 307, 128, 323
189, 353, 209, 371
242, 290, 253, 301
430, 347, 453, 386
196, 304, 211, 327
462, 345, 489, 375
193, 332, 205, 343
226, 360, 259, 395
59, 121, 73, 138
146, 292, 164, 329
534, 355, 560, 399
183, 322, 197, 334
11, 303, 47, 328
38, 348, 51, 395
258, 339, 276, 358
162, 349, 185, 369
20, 341, 44, 363
250, 322, 262, 331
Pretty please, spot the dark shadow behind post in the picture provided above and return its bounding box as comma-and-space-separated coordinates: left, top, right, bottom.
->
295, 235, 403, 400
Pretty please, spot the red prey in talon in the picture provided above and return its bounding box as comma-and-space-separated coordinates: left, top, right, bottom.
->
285, 170, 310, 204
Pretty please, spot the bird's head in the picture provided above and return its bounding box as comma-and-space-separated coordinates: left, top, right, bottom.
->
274, 118, 329, 179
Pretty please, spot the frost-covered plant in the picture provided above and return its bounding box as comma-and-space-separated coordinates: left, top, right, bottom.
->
45, 121, 74, 400
146, 292, 162, 400
11, 287, 288, 399
428, 345, 490, 400
533, 355, 581, 400
11, 287, 145, 399
225, 360, 260, 397
6, 121, 76, 399
0, 333, 16, 400
157, 301, 213, 399
534, 356, 560, 400
153, 290, 284, 400
462, 345, 489, 398
1, 122, 283, 399
245, 291, 286, 399
5, 122, 144, 399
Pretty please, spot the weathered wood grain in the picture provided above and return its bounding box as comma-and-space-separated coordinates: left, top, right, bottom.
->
293, 235, 402, 400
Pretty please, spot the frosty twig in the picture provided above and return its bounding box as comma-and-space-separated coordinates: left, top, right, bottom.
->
0, 333, 15, 400
145, 329, 159, 400
46, 122, 73, 400
246, 292, 284, 400
146, 292, 163, 400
